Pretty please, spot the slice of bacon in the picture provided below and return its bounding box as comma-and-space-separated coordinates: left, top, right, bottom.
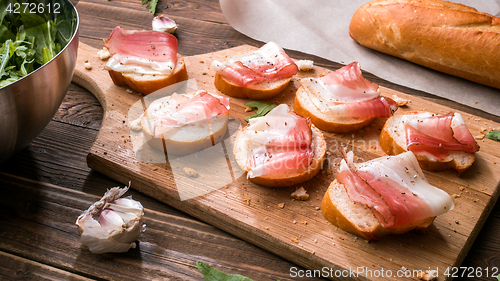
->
104, 26, 178, 63
321, 62, 380, 97
337, 96, 398, 118
153, 91, 230, 138
219, 42, 298, 87
405, 112, 479, 160
303, 62, 397, 118
245, 105, 314, 178
337, 151, 435, 228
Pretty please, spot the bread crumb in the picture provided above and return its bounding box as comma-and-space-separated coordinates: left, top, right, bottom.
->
183, 167, 198, 177
244, 198, 251, 206
301, 221, 308, 225
278, 203, 285, 209
459, 186, 465, 191
418, 270, 437, 281
296, 60, 314, 71
474, 101, 478, 104
84, 62, 92, 70
391, 94, 409, 106
451, 193, 461, 198
245, 107, 253, 112
291, 187, 309, 200
152, 167, 158, 171
291, 237, 298, 243
199, 60, 204, 63
474, 135, 484, 140
97, 47, 111, 60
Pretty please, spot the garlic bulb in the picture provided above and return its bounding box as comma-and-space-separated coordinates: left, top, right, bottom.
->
152, 15, 178, 33
76, 184, 144, 254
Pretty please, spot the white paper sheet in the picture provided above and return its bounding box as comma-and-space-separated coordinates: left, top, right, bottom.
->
220, 0, 500, 117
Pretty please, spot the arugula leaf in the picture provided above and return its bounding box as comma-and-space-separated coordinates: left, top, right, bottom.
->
244, 101, 277, 122
196, 261, 254, 281
485, 130, 500, 142
142, 0, 159, 14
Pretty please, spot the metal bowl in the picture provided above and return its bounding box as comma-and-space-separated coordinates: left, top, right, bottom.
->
0, 0, 79, 163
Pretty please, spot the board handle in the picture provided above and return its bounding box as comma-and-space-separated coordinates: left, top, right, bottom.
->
72, 42, 108, 109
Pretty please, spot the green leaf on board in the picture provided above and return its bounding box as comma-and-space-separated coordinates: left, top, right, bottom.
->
244, 101, 277, 122
196, 261, 254, 281
485, 130, 500, 142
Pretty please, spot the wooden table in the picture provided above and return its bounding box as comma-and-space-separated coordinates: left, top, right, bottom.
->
1, 0, 499, 280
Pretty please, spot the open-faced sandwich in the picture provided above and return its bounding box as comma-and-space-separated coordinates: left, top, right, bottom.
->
211, 42, 298, 100
294, 62, 398, 133
104, 26, 188, 95
321, 150, 454, 240
380, 111, 480, 175
131, 90, 230, 155
233, 104, 326, 187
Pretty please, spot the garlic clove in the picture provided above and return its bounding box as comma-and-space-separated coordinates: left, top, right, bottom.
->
152, 15, 178, 33
76, 184, 144, 254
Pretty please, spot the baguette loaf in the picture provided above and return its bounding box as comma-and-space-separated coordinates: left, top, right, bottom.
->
349, 0, 500, 89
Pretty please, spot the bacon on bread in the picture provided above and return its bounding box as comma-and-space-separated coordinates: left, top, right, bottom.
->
233, 104, 326, 187
294, 62, 398, 133
131, 90, 230, 155
321, 150, 454, 240
104, 26, 188, 95
380, 111, 479, 175
211, 42, 298, 100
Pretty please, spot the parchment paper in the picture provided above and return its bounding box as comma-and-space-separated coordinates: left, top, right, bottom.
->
220, 0, 500, 117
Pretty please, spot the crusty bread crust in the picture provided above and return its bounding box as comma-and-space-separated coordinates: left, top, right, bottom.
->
233, 124, 326, 188
108, 54, 188, 95
379, 111, 476, 175
214, 72, 292, 100
321, 180, 435, 240
349, 0, 500, 89
293, 85, 374, 133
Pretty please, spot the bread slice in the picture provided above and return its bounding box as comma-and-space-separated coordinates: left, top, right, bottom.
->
294, 85, 374, 133
214, 72, 292, 100
321, 179, 435, 240
139, 94, 228, 156
380, 111, 475, 175
233, 124, 326, 187
108, 54, 188, 95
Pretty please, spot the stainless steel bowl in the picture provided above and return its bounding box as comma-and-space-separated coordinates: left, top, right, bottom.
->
0, 0, 79, 163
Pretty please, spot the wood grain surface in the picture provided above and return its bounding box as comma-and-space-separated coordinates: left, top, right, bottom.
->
74, 40, 500, 281
1, 0, 500, 280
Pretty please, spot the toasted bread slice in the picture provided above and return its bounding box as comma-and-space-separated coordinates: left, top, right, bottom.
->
321, 179, 435, 240
380, 111, 475, 175
138, 93, 229, 156
233, 124, 326, 188
108, 54, 188, 95
294, 85, 374, 133
214, 72, 292, 100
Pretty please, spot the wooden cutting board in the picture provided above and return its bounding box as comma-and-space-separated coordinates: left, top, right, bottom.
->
73, 42, 500, 281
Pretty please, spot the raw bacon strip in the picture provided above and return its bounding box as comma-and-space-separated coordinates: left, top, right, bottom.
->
247, 148, 314, 178
104, 26, 178, 63
321, 62, 380, 98
218, 42, 298, 87
153, 91, 230, 137
337, 151, 451, 228
405, 112, 479, 159
333, 96, 398, 118
244, 104, 314, 178
337, 169, 396, 227
302, 61, 397, 118
356, 171, 434, 227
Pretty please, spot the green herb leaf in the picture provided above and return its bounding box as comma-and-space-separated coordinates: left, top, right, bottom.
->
244, 101, 277, 122
485, 130, 500, 142
196, 261, 254, 281
142, 0, 159, 14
